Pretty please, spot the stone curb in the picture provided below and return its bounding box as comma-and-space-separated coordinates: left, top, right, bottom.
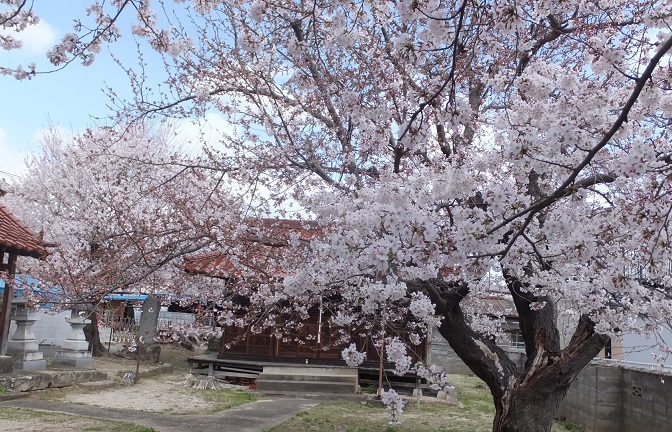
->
0, 391, 30, 401
113, 363, 173, 379
0, 369, 109, 392
77, 380, 118, 389
0, 362, 173, 392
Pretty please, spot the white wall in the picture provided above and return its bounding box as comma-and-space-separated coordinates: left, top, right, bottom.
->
619, 329, 672, 367
8, 309, 72, 347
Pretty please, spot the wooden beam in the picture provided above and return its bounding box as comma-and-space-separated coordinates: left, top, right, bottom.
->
0, 253, 17, 356
0, 251, 8, 272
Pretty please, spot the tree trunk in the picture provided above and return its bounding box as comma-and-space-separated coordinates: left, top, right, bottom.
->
83, 307, 108, 357
492, 379, 570, 432
423, 276, 609, 432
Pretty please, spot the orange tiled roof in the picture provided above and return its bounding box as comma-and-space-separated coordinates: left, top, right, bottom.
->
184, 218, 321, 279
0, 203, 48, 258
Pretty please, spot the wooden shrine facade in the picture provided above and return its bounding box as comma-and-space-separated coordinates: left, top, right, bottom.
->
183, 219, 428, 366
220, 321, 427, 364
218, 300, 428, 365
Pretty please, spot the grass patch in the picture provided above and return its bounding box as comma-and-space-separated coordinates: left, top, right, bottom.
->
0, 407, 154, 432
558, 420, 586, 431
201, 388, 257, 413
266, 399, 495, 432
0, 384, 6, 394
268, 374, 583, 432
358, 384, 378, 394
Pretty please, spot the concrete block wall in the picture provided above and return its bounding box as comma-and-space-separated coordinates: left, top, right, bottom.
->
622, 367, 672, 432
427, 328, 472, 374
558, 363, 672, 432
9, 309, 72, 347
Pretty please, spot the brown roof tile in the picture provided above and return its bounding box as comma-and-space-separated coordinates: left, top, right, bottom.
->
184, 218, 321, 279
0, 203, 48, 258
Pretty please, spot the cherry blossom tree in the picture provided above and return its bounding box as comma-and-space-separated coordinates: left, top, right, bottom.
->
3, 1, 672, 431
4, 123, 238, 355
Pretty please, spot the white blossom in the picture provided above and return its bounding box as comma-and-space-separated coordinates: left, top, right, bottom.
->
341, 343, 366, 367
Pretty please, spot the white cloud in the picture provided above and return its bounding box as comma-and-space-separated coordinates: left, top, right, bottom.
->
0, 20, 58, 56
173, 112, 239, 156
18, 20, 58, 54
0, 125, 73, 182
0, 128, 28, 180
32, 124, 73, 144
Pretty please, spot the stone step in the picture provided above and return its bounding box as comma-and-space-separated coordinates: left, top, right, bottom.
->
258, 373, 357, 383
78, 380, 118, 389
255, 378, 357, 394
263, 366, 358, 377
212, 371, 259, 380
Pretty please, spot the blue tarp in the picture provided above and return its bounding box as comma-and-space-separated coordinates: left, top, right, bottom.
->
0, 275, 39, 290
0, 275, 59, 308
104, 293, 149, 301
2, 276, 162, 304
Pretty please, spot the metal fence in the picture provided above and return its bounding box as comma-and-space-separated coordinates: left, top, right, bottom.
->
100, 310, 197, 347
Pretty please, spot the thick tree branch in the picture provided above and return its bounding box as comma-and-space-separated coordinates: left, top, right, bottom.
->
489, 36, 672, 237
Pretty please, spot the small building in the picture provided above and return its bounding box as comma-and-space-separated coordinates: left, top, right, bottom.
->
0, 202, 49, 371
183, 220, 418, 363
183, 219, 524, 374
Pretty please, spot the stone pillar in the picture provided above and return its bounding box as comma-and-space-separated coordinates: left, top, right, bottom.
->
0, 355, 12, 373
138, 296, 160, 345
133, 296, 161, 362
7, 298, 46, 370
55, 309, 94, 367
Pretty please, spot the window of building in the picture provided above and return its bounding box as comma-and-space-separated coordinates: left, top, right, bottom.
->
604, 338, 612, 359
510, 332, 525, 349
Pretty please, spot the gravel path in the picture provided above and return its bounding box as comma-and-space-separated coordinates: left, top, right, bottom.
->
0, 395, 318, 432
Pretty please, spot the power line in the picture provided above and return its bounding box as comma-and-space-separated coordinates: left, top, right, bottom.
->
0, 170, 21, 179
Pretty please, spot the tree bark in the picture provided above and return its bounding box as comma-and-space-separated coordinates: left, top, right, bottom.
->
490, 329, 607, 432
492, 380, 569, 432
83, 306, 108, 357
427, 277, 609, 432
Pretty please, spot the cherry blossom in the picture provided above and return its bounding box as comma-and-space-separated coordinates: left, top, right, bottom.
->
2, 1, 672, 431
341, 343, 366, 368
4, 122, 239, 354
381, 388, 405, 426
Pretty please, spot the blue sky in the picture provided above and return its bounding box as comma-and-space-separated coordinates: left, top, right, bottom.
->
0, 1, 232, 181
0, 2, 131, 179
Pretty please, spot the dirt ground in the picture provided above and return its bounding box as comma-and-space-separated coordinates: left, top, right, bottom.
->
1, 348, 576, 432
57, 345, 219, 413
0, 345, 251, 431
56, 373, 215, 414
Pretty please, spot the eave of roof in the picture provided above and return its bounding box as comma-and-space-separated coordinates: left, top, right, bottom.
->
0, 203, 48, 259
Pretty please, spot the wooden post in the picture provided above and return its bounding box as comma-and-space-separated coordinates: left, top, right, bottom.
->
0, 252, 18, 356
377, 307, 386, 398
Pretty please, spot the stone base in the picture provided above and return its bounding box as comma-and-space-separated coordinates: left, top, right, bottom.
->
13, 359, 47, 371
55, 357, 93, 369
56, 349, 92, 359
62, 341, 89, 352
11, 351, 44, 362
55, 349, 94, 368
0, 356, 13, 374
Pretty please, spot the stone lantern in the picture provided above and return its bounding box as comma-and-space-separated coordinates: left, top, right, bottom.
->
55, 309, 94, 367
7, 297, 46, 370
